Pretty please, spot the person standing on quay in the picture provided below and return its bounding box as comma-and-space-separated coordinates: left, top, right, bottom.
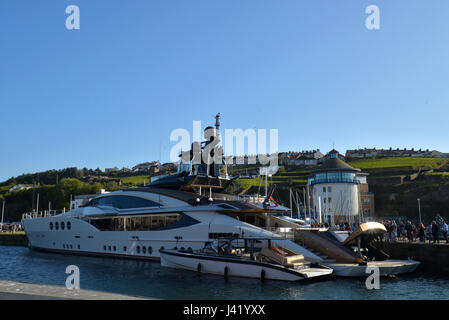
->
418, 223, 426, 243
431, 221, 440, 244
405, 221, 414, 243
442, 221, 448, 244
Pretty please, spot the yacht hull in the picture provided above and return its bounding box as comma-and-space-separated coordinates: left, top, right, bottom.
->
324, 259, 420, 277
160, 250, 333, 281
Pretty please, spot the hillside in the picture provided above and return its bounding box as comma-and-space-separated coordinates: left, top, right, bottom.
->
1, 157, 448, 223
0, 168, 153, 222
234, 157, 449, 221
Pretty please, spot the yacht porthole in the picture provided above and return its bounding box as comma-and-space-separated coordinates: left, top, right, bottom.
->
136, 246, 141, 254
123, 246, 127, 252
181, 247, 185, 250
67, 222, 71, 230
55, 222, 59, 230
49, 222, 53, 230
142, 246, 146, 254
61, 222, 65, 230
108, 246, 111, 251
160, 246, 165, 252
104, 245, 107, 251
113, 246, 116, 251
148, 247, 153, 254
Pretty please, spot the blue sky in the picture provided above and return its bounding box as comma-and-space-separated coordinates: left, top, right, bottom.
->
1, 1, 448, 181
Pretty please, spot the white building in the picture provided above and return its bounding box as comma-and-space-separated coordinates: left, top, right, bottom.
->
132, 161, 161, 172
308, 150, 368, 224
8, 184, 36, 192
70, 189, 109, 210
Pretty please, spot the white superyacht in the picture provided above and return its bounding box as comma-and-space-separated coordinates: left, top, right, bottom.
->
22, 115, 324, 266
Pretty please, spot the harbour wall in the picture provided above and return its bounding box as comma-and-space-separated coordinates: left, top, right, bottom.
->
0, 280, 150, 300
383, 242, 449, 275
0, 232, 28, 247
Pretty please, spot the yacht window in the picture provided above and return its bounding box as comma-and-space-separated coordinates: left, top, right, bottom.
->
136, 246, 141, 254
123, 246, 127, 252
89, 214, 189, 231
142, 246, 146, 254
148, 247, 152, 254
49, 222, 53, 230
89, 195, 160, 209
113, 246, 116, 251
61, 222, 65, 230
104, 245, 107, 251
67, 221, 71, 230
55, 222, 59, 230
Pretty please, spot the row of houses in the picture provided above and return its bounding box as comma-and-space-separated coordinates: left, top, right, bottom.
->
103, 146, 448, 174
278, 149, 346, 167
105, 161, 177, 174
345, 148, 449, 159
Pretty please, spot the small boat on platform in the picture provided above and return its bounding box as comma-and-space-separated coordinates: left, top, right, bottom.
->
160, 237, 333, 282
295, 222, 420, 277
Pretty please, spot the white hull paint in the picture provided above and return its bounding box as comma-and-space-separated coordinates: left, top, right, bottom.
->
325, 259, 420, 277
160, 250, 332, 281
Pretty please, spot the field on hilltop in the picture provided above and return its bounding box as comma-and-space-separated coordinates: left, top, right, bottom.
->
348, 157, 449, 170
234, 157, 449, 221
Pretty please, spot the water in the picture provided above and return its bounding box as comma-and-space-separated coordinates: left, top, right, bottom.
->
0, 246, 448, 300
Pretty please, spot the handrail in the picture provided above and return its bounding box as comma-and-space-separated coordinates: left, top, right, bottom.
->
22, 210, 66, 219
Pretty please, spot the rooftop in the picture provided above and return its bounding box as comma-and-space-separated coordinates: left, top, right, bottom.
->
311, 157, 361, 174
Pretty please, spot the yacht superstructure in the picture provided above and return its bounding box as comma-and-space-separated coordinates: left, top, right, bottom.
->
22, 114, 323, 263
23, 186, 325, 262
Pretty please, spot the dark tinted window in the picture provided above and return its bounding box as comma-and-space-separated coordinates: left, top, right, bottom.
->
90, 196, 159, 209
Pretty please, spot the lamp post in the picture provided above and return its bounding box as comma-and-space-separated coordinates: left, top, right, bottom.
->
1, 201, 4, 232
417, 198, 422, 223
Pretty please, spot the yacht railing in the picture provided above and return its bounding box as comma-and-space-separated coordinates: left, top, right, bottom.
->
212, 193, 265, 203
263, 227, 296, 240
22, 209, 67, 220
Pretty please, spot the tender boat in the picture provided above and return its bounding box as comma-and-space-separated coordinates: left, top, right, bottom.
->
294, 222, 420, 277
160, 237, 333, 281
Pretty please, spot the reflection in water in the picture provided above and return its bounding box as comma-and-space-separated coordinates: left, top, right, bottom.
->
0, 246, 448, 300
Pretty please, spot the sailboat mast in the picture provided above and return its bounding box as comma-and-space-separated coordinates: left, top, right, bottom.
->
289, 188, 292, 217
296, 190, 300, 218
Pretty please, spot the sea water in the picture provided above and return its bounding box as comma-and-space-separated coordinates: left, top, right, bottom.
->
0, 246, 448, 300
